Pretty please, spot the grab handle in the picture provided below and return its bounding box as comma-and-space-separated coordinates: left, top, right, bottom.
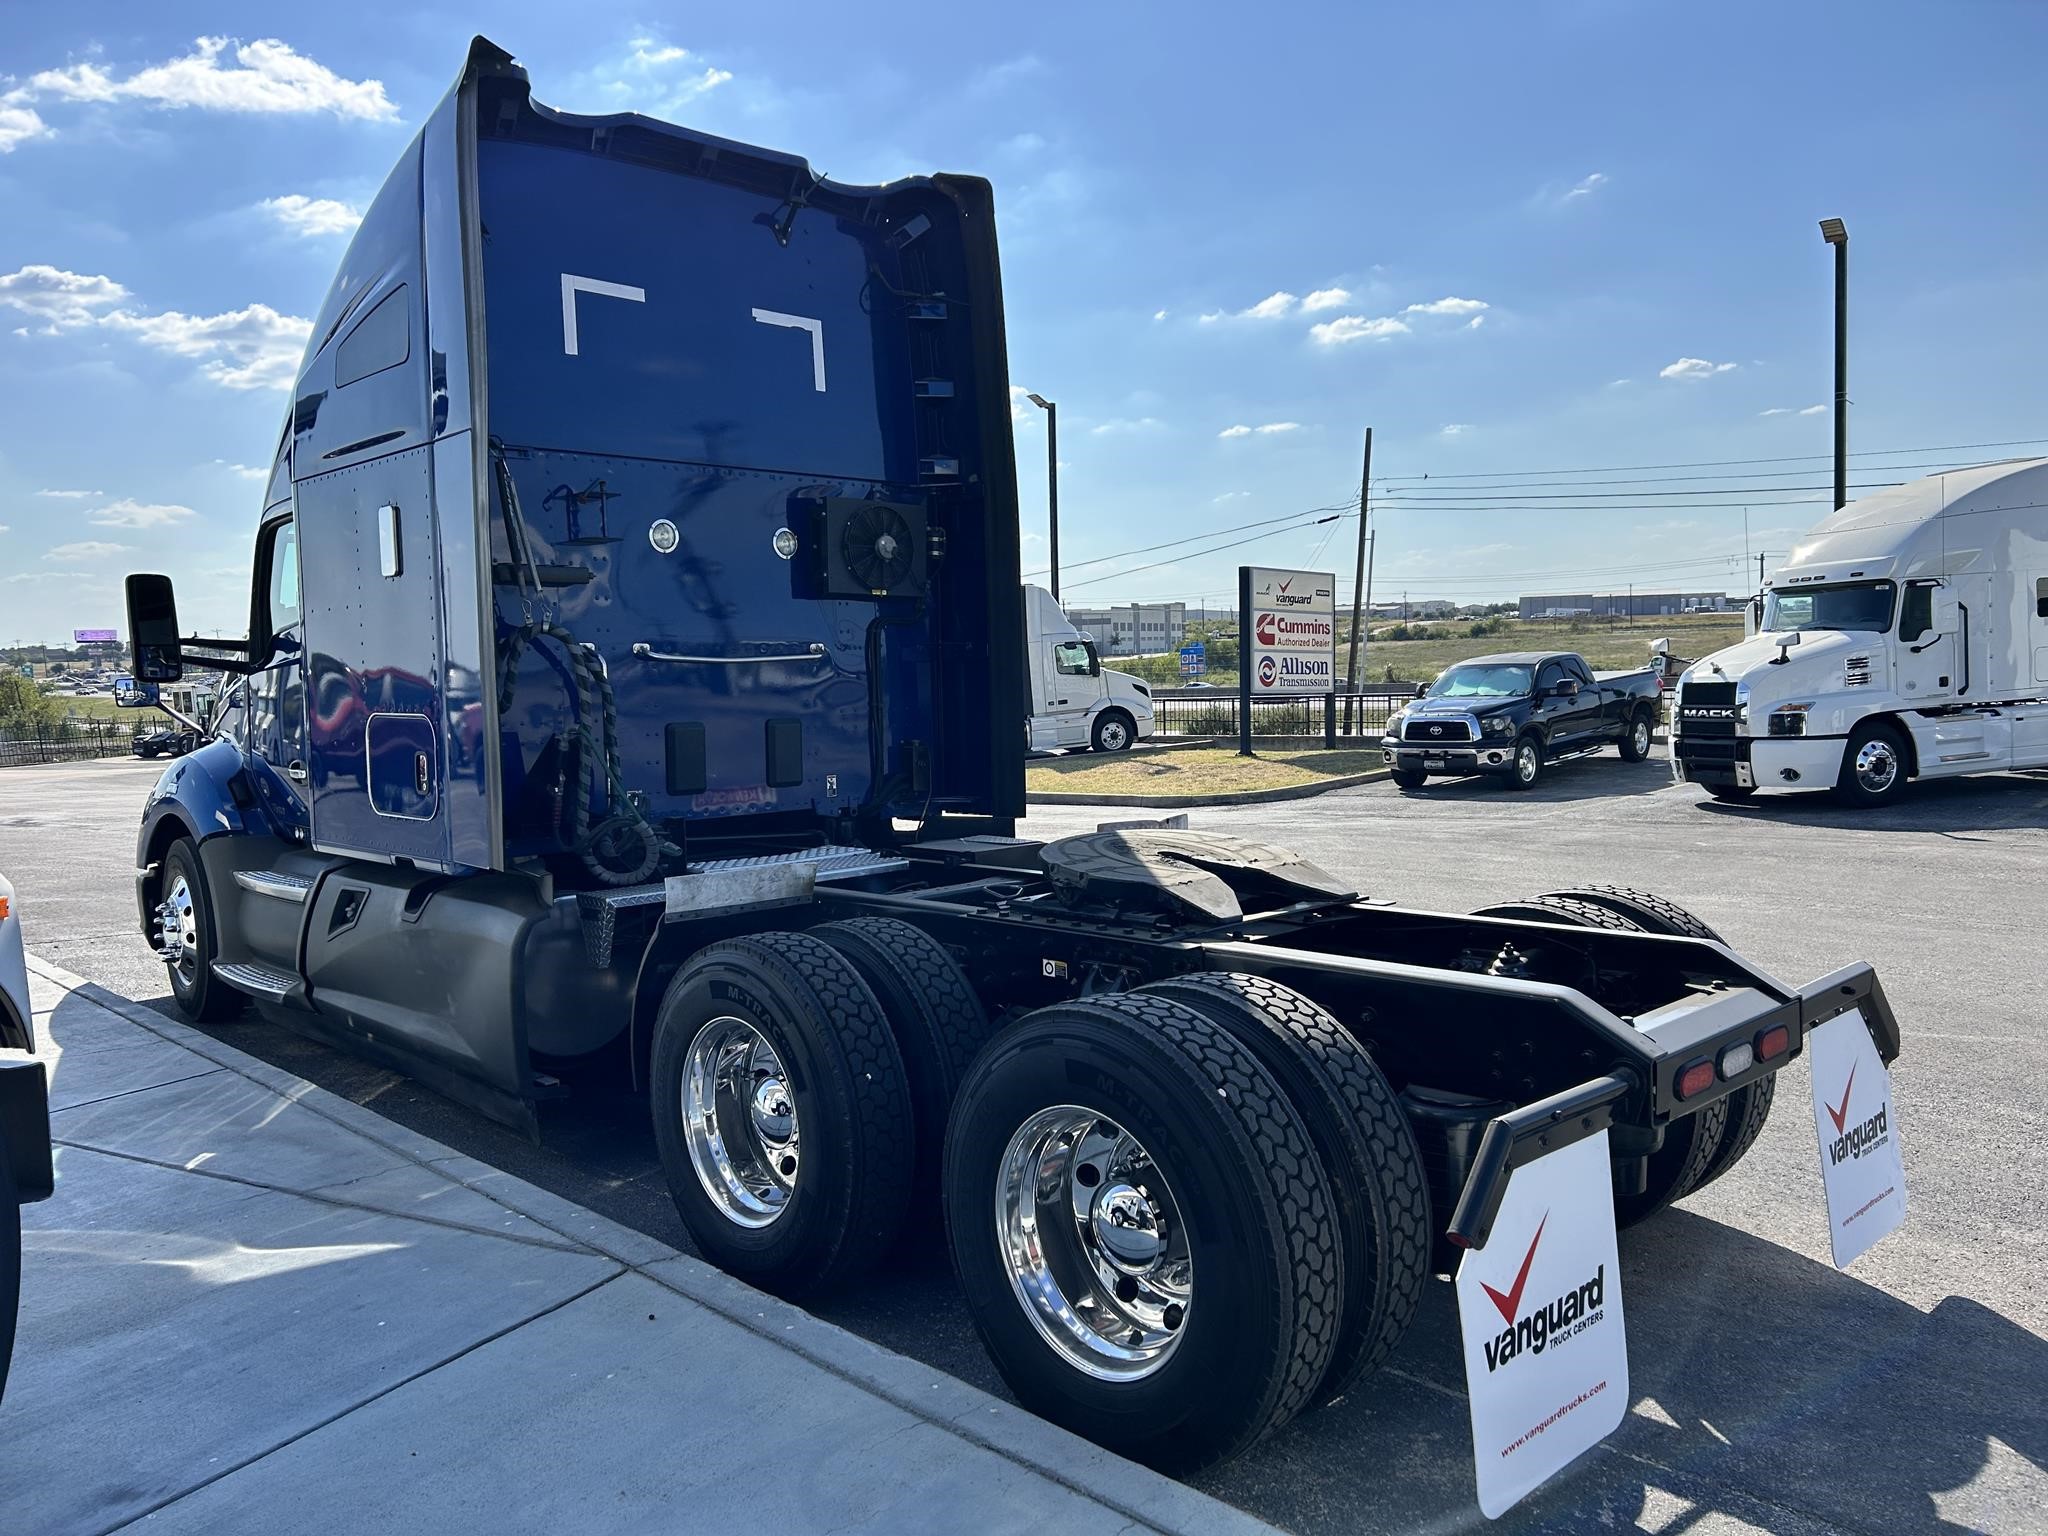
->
631, 642, 829, 666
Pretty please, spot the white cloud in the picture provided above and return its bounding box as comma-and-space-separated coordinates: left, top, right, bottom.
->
1659, 357, 1739, 380
99, 301, 310, 390
89, 499, 197, 529
1152, 309, 1168, 322
1201, 291, 1297, 323
1565, 172, 1609, 200
1759, 407, 1791, 417
36, 488, 101, 499
1090, 417, 1164, 435
214, 459, 267, 479
44, 540, 131, 561
6, 569, 92, 584
1799, 404, 1827, 416
1218, 424, 1252, 438
1219, 422, 1298, 438
1254, 421, 1299, 434
0, 98, 52, 153
1607, 378, 1633, 388
1301, 288, 1351, 313
609, 38, 732, 105
0, 524, 9, 534
261, 194, 360, 238
25, 37, 398, 122
1401, 296, 1489, 318
1009, 385, 1041, 424
1467, 314, 1486, 330
1309, 315, 1409, 345
1440, 423, 1472, 436
0, 265, 130, 329
1213, 490, 1251, 503
1002, 131, 1047, 155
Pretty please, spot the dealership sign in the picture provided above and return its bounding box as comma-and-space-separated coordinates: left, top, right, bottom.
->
1806, 1009, 1908, 1269
1456, 1131, 1628, 1518
1245, 566, 1336, 694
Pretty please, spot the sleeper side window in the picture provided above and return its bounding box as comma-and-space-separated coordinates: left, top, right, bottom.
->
335, 286, 411, 387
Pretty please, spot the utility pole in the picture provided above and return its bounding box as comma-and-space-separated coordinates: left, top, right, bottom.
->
1360, 531, 1377, 694
1820, 218, 1849, 510
1342, 428, 1373, 729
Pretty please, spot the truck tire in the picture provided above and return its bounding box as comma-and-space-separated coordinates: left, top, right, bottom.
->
1834, 719, 1909, 807
1471, 894, 1638, 931
1091, 709, 1136, 753
1689, 1072, 1776, 1194
1614, 1097, 1730, 1229
1137, 973, 1429, 1403
1616, 709, 1655, 763
813, 918, 991, 1201
1506, 735, 1544, 790
0, 1135, 17, 1405
944, 992, 1339, 1472
650, 931, 915, 1299
158, 839, 244, 1023
1541, 885, 1723, 942
1390, 768, 1428, 791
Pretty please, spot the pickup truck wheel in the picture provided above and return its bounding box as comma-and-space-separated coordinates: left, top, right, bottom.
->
813, 918, 991, 1204
1617, 710, 1655, 763
0, 1135, 18, 1405
1389, 768, 1428, 791
944, 992, 1339, 1472
1091, 709, 1136, 753
651, 931, 915, 1299
157, 840, 244, 1023
1506, 736, 1543, 790
1138, 973, 1430, 1404
1834, 720, 1909, 807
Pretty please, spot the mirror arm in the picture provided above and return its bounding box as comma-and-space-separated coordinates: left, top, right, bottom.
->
178, 634, 255, 653
155, 702, 207, 734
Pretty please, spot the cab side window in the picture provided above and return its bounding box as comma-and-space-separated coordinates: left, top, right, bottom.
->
268, 521, 302, 634
1898, 583, 1934, 642
1053, 641, 1093, 677
1537, 662, 1565, 696
1564, 656, 1593, 687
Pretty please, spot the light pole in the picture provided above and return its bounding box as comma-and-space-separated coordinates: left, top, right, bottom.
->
1026, 393, 1060, 600
1819, 218, 1848, 510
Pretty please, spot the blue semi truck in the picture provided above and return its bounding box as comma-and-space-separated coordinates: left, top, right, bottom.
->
119, 39, 1899, 1474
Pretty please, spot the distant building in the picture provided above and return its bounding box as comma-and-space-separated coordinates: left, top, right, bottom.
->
1518, 591, 1730, 620
1063, 601, 1189, 656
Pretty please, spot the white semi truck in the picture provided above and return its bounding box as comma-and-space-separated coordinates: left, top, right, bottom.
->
1023, 584, 1156, 751
1672, 458, 2048, 805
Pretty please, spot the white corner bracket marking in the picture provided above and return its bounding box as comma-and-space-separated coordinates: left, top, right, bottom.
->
751, 308, 827, 392
561, 274, 647, 357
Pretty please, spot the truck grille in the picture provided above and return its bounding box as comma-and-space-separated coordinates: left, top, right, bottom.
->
1676, 737, 1749, 764
1676, 680, 1739, 737
1404, 719, 1472, 743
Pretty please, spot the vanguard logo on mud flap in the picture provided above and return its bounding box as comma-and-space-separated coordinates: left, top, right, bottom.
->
1806, 1010, 1908, 1269
1476, 1215, 1608, 1372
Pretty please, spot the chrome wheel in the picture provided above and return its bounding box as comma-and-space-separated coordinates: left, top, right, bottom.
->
1632, 719, 1651, 756
156, 874, 198, 986
682, 1017, 800, 1229
998, 1106, 1192, 1381
1097, 717, 1131, 751
1516, 742, 1539, 784
1853, 736, 1899, 795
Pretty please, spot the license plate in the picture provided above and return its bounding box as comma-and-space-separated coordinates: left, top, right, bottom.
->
1424, 755, 1447, 770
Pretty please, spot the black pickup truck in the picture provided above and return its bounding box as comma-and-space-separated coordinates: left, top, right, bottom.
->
1381, 650, 1662, 790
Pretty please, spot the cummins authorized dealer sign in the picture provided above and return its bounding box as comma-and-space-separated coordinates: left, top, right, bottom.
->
1245, 566, 1336, 694
1456, 1131, 1628, 1518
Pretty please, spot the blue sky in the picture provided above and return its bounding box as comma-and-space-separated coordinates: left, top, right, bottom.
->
3, 3, 2045, 643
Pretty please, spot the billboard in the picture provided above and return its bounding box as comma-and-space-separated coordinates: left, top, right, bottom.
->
1245, 567, 1336, 694
74, 628, 118, 645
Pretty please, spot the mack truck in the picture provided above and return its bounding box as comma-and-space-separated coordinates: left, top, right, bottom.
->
1673, 458, 2048, 805
119, 39, 1901, 1479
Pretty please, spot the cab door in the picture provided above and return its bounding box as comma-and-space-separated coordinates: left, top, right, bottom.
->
243, 516, 310, 842
1895, 579, 1956, 702
1045, 639, 1099, 746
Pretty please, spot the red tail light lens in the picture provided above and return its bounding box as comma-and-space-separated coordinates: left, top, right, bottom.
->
1676, 1060, 1716, 1100
1755, 1024, 1791, 1062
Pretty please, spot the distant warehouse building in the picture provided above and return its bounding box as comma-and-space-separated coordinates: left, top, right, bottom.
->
1518, 591, 1730, 620
1063, 601, 1188, 656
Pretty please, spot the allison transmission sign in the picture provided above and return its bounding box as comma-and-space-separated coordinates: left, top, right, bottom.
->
1245, 567, 1336, 693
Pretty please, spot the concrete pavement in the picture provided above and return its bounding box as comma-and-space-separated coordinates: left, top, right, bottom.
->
4, 955, 1273, 1536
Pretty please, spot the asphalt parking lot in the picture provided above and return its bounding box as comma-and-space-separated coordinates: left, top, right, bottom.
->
4, 751, 2046, 1535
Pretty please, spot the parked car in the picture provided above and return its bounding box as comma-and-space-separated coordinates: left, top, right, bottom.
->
132, 725, 200, 760
1381, 650, 1663, 790
1, 873, 54, 1404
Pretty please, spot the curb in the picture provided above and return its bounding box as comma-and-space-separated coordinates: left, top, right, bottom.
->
1028, 768, 1390, 808
24, 952, 1276, 1536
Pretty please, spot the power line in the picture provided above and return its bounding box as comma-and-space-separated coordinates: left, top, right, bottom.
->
1020, 501, 1353, 580
1372, 437, 2048, 483
1361, 454, 2036, 493
1060, 515, 1350, 592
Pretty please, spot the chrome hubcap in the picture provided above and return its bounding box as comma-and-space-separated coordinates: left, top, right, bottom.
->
1102, 722, 1128, 749
156, 875, 198, 984
998, 1106, 1192, 1381
1633, 720, 1650, 753
1854, 738, 1898, 794
1518, 745, 1538, 782
683, 1018, 799, 1228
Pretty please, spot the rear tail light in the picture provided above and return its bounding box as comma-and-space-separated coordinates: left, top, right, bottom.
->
1755, 1024, 1791, 1062
1676, 1060, 1716, 1100
1719, 1041, 1754, 1078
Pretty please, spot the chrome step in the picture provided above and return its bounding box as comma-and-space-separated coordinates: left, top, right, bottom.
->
233, 869, 315, 903
211, 960, 298, 1000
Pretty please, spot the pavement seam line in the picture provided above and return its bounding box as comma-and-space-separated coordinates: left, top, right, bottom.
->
48, 1137, 596, 1256
26, 954, 1233, 1534
91, 1270, 629, 1536
46, 1066, 227, 1115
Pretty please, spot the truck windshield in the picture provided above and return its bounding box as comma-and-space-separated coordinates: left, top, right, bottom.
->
1428, 664, 1532, 698
1762, 580, 1895, 634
